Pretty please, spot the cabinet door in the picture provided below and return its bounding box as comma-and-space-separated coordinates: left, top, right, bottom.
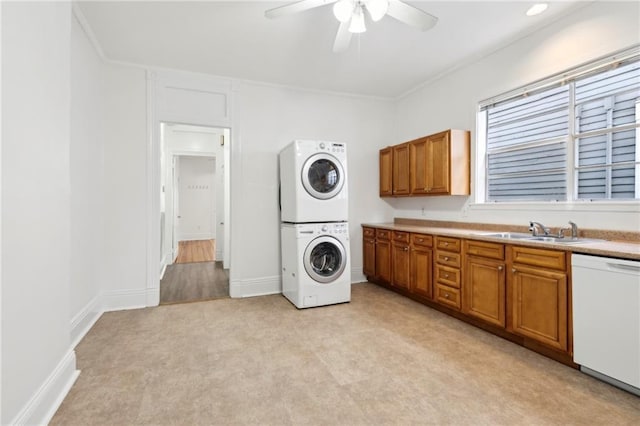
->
379, 147, 393, 196
427, 131, 450, 194
392, 143, 410, 195
363, 237, 376, 278
410, 246, 432, 299
391, 242, 410, 290
375, 240, 392, 284
510, 265, 568, 352
463, 256, 506, 328
409, 138, 428, 194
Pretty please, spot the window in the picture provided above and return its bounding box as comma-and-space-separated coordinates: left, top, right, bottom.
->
479, 48, 640, 202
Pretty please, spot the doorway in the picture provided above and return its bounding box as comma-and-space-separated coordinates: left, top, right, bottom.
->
158, 123, 230, 304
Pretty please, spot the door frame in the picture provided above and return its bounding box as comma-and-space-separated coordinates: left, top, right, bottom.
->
146, 70, 237, 306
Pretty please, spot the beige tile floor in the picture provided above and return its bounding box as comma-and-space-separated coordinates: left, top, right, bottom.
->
52, 283, 640, 425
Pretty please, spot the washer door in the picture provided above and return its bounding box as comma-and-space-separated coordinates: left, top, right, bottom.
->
301, 153, 345, 200
303, 236, 347, 284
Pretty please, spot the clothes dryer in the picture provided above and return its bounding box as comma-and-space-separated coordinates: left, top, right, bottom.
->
280, 222, 351, 308
279, 140, 348, 223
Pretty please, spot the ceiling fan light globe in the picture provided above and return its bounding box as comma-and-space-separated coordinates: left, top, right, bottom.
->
348, 7, 366, 33
333, 0, 354, 23
366, 0, 388, 22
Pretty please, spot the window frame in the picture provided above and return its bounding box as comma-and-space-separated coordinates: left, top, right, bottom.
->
475, 45, 640, 205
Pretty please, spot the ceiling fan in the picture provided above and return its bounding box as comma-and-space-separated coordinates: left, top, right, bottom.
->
265, 0, 438, 53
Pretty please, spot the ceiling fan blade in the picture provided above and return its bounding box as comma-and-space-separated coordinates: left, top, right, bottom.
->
333, 21, 352, 53
265, 0, 337, 19
386, 0, 438, 31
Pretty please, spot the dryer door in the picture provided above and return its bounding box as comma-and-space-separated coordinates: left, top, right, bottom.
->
303, 236, 347, 283
301, 153, 345, 200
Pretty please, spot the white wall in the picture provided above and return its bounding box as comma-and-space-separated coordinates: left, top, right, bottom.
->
101, 63, 148, 308
70, 12, 104, 342
394, 1, 640, 232
1, 2, 78, 424
232, 82, 395, 295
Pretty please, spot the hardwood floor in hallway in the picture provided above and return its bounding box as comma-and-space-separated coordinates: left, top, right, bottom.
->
160, 261, 229, 304
176, 239, 215, 263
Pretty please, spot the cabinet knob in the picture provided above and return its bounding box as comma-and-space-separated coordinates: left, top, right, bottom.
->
403, 247, 408, 251
445, 274, 449, 278
444, 293, 450, 299
444, 242, 449, 246
418, 238, 423, 242
512, 268, 517, 273
498, 266, 503, 271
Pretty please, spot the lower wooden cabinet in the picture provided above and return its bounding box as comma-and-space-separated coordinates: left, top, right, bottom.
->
363, 228, 376, 278
509, 264, 568, 352
463, 255, 506, 328
410, 245, 433, 299
508, 246, 569, 352
375, 230, 392, 285
391, 232, 410, 290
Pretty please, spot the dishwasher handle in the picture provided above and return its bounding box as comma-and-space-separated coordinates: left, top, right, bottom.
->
606, 262, 640, 273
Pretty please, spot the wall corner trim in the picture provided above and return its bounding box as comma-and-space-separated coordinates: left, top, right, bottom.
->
70, 295, 103, 349
9, 350, 79, 426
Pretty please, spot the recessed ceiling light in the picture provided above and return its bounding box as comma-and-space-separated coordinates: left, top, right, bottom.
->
526, 3, 548, 16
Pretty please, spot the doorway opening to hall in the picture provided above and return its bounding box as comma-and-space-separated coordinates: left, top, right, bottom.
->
158, 123, 230, 304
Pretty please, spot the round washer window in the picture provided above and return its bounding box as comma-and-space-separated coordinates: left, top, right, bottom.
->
301, 153, 345, 200
304, 236, 346, 283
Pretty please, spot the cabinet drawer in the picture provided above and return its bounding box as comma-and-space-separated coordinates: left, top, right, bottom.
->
464, 240, 504, 260
436, 284, 461, 310
411, 233, 433, 248
435, 265, 461, 288
376, 229, 391, 241
363, 227, 376, 238
435, 236, 461, 253
393, 231, 410, 244
435, 250, 461, 268
510, 246, 566, 271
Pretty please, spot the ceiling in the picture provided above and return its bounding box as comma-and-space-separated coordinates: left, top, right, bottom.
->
77, 1, 582, 98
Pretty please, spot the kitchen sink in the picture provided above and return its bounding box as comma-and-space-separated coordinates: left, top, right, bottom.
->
477, 232, 535, 240
527, 236, 605, 244
478, 232, 604, 245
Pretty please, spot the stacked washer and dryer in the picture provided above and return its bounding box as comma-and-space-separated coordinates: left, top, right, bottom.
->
279, 140, 351, 309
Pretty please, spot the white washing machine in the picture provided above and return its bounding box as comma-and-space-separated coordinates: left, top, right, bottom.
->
279, 140, 348, 223
281, 222, 351, 309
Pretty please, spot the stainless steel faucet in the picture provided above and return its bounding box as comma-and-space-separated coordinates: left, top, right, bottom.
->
529, 221, 551, 236
559, 221, 579, 239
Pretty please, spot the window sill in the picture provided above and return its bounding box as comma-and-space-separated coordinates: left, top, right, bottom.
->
468, 200, 640, 213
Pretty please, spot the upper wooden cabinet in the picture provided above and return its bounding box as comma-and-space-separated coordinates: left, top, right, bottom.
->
381, 129, 470, 197
392, 143, 410, 196
379, 147, 393, 196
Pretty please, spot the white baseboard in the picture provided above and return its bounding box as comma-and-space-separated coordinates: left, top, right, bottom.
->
102, 288, 149, 312
215, 249, 224, 260
70, 295, 103, 349
229, 275, 281, 298
146, 286, 160, 307
10, 350, 79, 426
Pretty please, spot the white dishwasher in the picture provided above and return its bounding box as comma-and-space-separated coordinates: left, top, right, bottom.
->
572, 254, 640, 396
